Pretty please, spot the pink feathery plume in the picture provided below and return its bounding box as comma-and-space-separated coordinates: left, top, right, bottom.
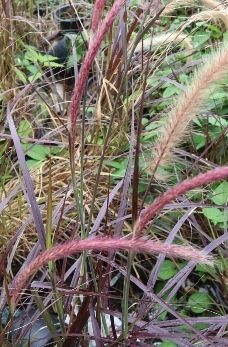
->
135, 166, 228, 236
91, 0, 106, 33
11, 237, 212, 304
69, 0, 126, 140
11, 167, 228, 304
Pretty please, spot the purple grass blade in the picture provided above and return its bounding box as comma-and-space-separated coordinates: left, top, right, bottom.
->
91, 179, 124, 234
114, 92, 135, 236
89, 302, 104, 347
96, 254, 211, 344
7, 104, 46, 250
0, 185, 22, 213
156, 232, 228, 318
137, 208, 196, 319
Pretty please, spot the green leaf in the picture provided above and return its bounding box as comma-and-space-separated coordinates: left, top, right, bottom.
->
26, 159, 43, 170
105, 160, 123, 169
138, 181, 148, 193
192, 133, 206, 150
13, 67, 27, 84
188, 292, 212, 314
43, 61, 63, 68
203, 207, 227, 225
210, 182, 228, 205
163, 85, 180, 98
145, 121, 160, 131
158, 260, 178, 281
22, 143, 50, 161
193, 323, 209, 330
38, 53, 59, 63
49, 146, 63, 155
207, 115, 228, 127
28, 71, 43, 82
207, 24, 222, 39
18, 119, 33, 139
179, 74, 189, 84
193, 30, 211, 47
130, 0, 140, 6
24, 48, 40, 62
196, 259, 228, 275
160, 341, 177, 347
27, 64, 39, 74
196, 263, 213, 274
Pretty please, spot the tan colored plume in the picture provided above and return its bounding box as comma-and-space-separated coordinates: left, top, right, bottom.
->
163, 0, 225, 14
134, 31, 193, 55
181, 9, 228, 30
150, 43, 228, 175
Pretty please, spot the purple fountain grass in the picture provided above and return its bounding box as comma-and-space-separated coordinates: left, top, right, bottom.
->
69, 0, 126, 140
135, 166, 228, 236
91, 0, 106, 33
11, 237, 212, 304
11, 167, 228, 304
11, 167, 228, 303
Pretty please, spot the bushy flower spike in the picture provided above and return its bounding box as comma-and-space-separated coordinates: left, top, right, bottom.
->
11, 237, 212, 304
91, 0, 106, 33
69, 0, 126, 139
135, 166, 228, 236
151, 43, 228, 174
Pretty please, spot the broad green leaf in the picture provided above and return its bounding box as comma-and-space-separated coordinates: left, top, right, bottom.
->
14, 67, 27, 84
160, 341, 177, 347
38, 53, 59, 63
27, 64, 39, 74
196, 259, 228, 275
43, 61, 64, 68
142, 118, 149, 126
207, 115, 228, 127
147, 76, 159, 87
193, 323, 209, 330
138, 182, 148, 193
49, 146, 63, 155
28, 72, 43, 82
27, 159, 43, 170
203, 207, 227, 225
158, 260, 178, 281
111, 166, 127, 178
130, 0, 140, 6
24, 49, 40, 62
207, 24, 222, 39
196, 264, 213, 274
192, 133, 206, 150
145, 121, 160, 131
18, 119, 33, 139
179, 74, 189, 84
193, 31, 211, 47
188, 292, 212, 314
22, 143, 50, 161
163, 85, 180, 98
211, 182, 228, 205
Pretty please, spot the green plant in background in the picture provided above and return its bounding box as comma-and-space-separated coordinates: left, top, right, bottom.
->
203, 181, 228, 227
65, 33, 85, 67
14, 44, 63, 83
187, 291, 213, 314
18, 119, 63, 169
160, 341, 177, 347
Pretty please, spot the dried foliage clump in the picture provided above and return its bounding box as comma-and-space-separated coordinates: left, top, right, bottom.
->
1, 0, 228, 345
